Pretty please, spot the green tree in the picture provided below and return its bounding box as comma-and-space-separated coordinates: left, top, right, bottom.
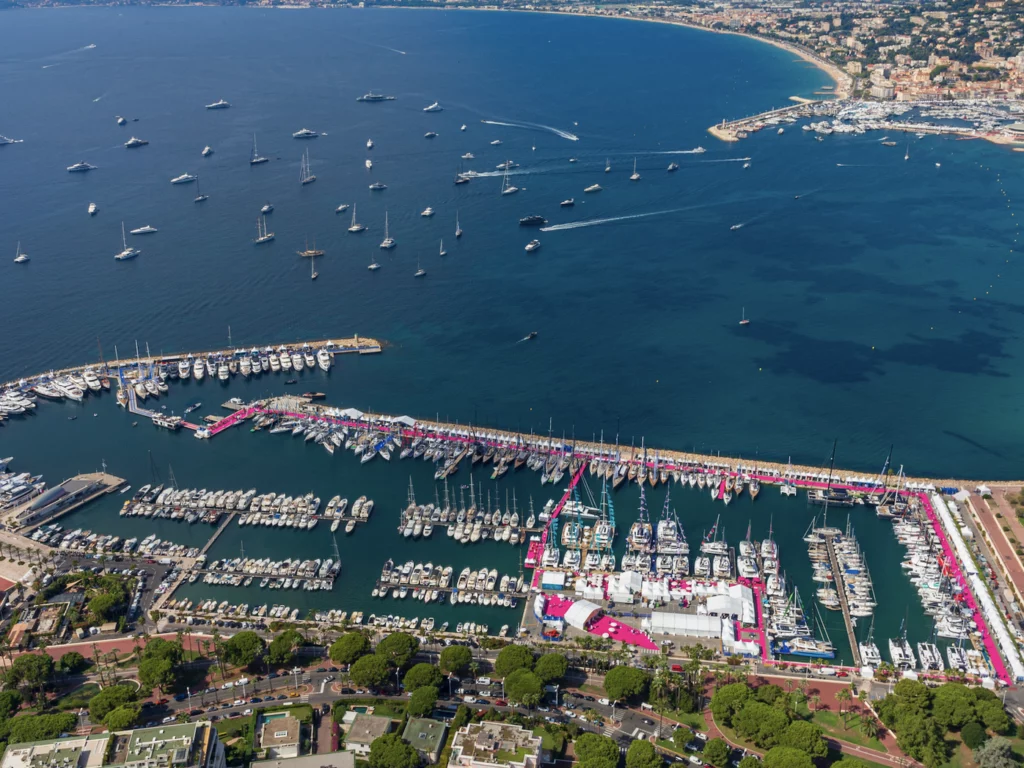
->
0, 690, 22, 719
830, 760, 870, 768
407, 685, 438, 718
351, 654, 391, 688
138, 657, 175, 693
268, 629, 303, 666
779, 721, 827, 758
710, 682, 750, 726
975, 736, 1016, 768
439, 645, 472, 676
375, 632, 420, 669
738, 757, 761, 768
57, 651, 87, 674
701, 738, 731, 767
575, 733, 620, 768
733, 700, 790, 749
893, 712, 947, 767
368, 732, 420, 768
223, 631, 266, 668
89, 683, 137, 722
494, 645, 535, 678
330, 633, 371, 665
762, 747, 813, 768
404, 663, 443, 692
603, 666, 650, 703
141, 637, 183, 665
962, 721, 989, 750
534, 653, 568, 684
7, 713, 76, 743
5, 653, 54, 706
973, 690, 1010, 733
626, 740, 663, 768
672, 727, 691, 751
103, 703, 141, 730
504, 669, 543, 708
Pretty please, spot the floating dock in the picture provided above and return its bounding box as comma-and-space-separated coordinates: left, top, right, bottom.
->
823, 534, 862, 667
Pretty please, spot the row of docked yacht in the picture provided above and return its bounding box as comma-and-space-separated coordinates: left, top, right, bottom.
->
264, 417, 398, 461
175, 345, 332, 382
24, 370, 109, 406
204, 555, 338, 578
164, 597, 366, 626
0, 464, 46, 511
367, 614, 442, 633
807, 520, 876, 619
198, 571, 335, 591
889, 512, 985, 674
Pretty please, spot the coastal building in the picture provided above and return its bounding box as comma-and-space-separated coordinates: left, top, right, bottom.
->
0, 723, 225, 768
343, 714, 391, 757
257, 714, 301, 760
402, 719, 447, 764
448, 723, 543, 768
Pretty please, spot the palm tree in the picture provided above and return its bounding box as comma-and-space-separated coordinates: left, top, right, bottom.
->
836, 688, 852, 727
810, 694, 820, 712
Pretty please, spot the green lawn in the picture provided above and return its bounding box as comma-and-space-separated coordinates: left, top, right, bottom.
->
531, 728, 560, 751
496, 747, 533, 763
215, 713, 255, 740
579, 684, 604, 696
796, 703, 887, 753
654, 706, 707, 732
52, 683, 100, 711
655, 739, 688, 756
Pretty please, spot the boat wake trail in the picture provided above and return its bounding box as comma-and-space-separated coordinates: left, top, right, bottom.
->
382, 46, 407, 54
540, 207, 693, 232
698, 157, 753, 163
92, 92, 109, 103
42, 63, 61, 69
480, 119, 579, 142
463, 168, 536, 178
653, 148, 712, 155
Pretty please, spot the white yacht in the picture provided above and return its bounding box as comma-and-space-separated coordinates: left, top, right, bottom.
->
293, 128, 319, 139
125, 136, 148, 148
67, 161, 97, 173
584, 184, 602, 193
250, 134, 269, 165
490, 139, 502, 145
12, 242, 28, 264
347, 206, 366, 233
254, 215, 274, 244
205, 99, 231, 109
335, 203, 350, 214
261, 203, 274, 215
421, 207, 434, 217
501, 165, 518, 195
525, 239, 540, 253
88, 202, 98, 216
369, 181, 387, 190
380, 211, 395, 249
317, 348, 331, 371
299, 149, 316, 185
115, 116, 126, 126
115, 223, 141, 261
461, 153, 475, 160
130, 225, 158, 235
630, 157, 640, 181
366, 139, 374, 149
170, 173, 197, 184
423, 102, 443, 112
365, 158, 372, 169
202, 146, 213, 157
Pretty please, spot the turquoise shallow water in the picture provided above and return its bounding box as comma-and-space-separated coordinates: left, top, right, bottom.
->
0, 7, 1017, 661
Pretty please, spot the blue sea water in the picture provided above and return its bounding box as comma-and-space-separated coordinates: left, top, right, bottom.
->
2, 7, 1023, 479
0, 6, 1021, 662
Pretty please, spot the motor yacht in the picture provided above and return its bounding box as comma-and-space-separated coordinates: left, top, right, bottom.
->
336, 203, 350, 214
368, 182, 387, 190
421, 207, 434, 217
292, 128, 319, 139
67, 161, 97, 173
525, 239, 541, 253
205, 99, 231, 109
202, 146, 214, 157
584, 184, 602, 193
170, 173, 197, 184
88, 202, 98, 216
125, 137, 148, 148
423, 102, 443, 112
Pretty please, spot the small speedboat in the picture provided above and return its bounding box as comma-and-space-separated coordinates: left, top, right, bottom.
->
560, 199, 574, 207
202, 146, 214, 157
